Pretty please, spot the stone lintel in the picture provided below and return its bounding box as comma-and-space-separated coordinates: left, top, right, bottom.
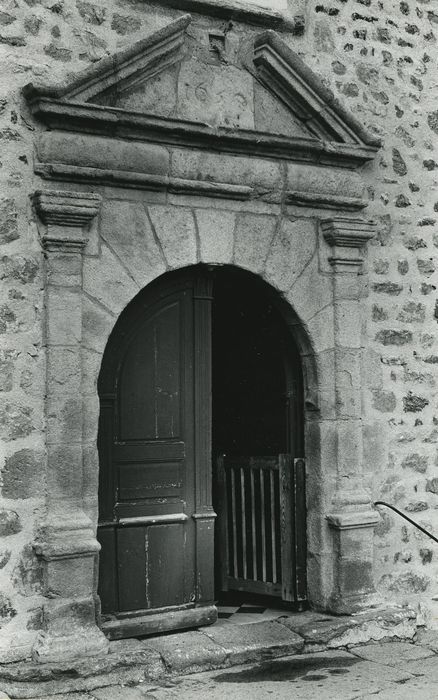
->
34, 189, 101, 232
327, 510, 380, 531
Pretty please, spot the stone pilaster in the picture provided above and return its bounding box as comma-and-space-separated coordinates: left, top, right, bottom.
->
32, 190, 108, 662
321, 217, 380, 614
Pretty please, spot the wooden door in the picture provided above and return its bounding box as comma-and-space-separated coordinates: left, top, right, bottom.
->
97, 271, 215, 637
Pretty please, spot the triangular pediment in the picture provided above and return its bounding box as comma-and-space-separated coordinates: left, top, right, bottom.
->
23, 14, 380, 162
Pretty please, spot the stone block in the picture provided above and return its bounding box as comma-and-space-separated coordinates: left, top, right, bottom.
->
46, 252, 82, 287
287, 163, 365, 200
45, 556, 95, 599
304, 305, 335, 354
254, 80, 308, 137
37, 132, 169, 176
46, 395, 82, 445
0, 349, 15, 392
142, 630, 226, 674
233, 213, 277, 274
46, 444, 82, 499
83, 244, 140, 317
116, 66, 178, 117
0, 255, 39, 285
170, 148, 282, 191
0, 510, 21, 537
265, 217, 317, 292
148, 205, 197, 268
47, 347, 81, 395
2, 448, 42, 499
195, 208, 235, 264
177, 60, 254, 130
82, 296, 115, 356
0, 402, 34, 441
0, 198, 18, 245
46, 288, 82, 346
334, 300, 362, 348
200, 620, 304, 665
287, 255, 333, 324
100, 201, 166, 288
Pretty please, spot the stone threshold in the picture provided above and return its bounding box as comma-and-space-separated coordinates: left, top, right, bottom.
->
0, 606, 418, 699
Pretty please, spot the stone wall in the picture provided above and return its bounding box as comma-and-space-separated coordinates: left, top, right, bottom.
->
0, 0, 437, 659
301, 0, 438, 619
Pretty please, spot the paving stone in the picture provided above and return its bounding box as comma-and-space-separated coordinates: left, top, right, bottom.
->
199, 620, 304, 665
349, 641, 435, 666
92, 684, 155, 700
415, 628, 438, 652
137, 651, 413, 700
142, 630, 227, 674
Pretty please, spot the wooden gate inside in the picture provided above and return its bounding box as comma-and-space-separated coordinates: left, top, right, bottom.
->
97, 265, 306, 639
212, 268, 306, 607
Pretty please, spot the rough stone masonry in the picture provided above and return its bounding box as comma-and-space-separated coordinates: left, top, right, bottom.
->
0, 0, 437, 667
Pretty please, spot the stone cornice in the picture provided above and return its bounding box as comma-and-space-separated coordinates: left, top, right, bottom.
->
34, 190, 101, 227
27, 100, 378, 169
24, 15, 191, 105
254, 32, 381, 150
321, 218, 377, 248
146, 0, 298, 32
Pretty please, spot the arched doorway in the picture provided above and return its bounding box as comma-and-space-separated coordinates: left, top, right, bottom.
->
97, 265, 306, 639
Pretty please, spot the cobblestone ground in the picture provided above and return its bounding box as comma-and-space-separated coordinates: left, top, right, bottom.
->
12, 637, 438, 700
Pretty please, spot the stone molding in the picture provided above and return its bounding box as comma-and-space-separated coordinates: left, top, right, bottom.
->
321, 217, 376, 267
327, 511, 380, 530
254, 32, 381, 149
34, 190, 101, 229
24, 15, 191, 105
35, 163, 254, 201
34, 189, 101, 252
145, 0, 298, 32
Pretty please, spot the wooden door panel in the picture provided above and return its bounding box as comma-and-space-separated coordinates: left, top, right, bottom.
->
98, 527, 117, 614
117, 526, 147, 613
118, 301, 181, 441
117, 462, 183, 501
147, 523, 185, 608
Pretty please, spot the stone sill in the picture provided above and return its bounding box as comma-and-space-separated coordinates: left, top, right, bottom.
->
150, 0, 298, 31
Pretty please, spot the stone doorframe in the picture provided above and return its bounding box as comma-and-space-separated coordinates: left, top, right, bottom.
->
23, 13, 383, 663
32, 187, 378, 662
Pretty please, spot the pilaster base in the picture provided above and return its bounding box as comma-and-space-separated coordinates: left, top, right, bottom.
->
327, 509, 380, 615
32, 597, 109, 663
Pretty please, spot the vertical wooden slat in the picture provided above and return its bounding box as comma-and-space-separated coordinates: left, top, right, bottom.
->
294, 458, 307, 601
260, 467, 267, 582
216, 455, 229, 592
250, 467, 257, 581
280, 454, 294, 602
231, 467, 238, 579
270, 469, 277, 584
240, 467, 247, 579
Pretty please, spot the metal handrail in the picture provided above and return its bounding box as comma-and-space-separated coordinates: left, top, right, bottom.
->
374, 501, 438, 545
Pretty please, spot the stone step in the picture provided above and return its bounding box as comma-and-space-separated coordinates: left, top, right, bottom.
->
0, 606, 418, 699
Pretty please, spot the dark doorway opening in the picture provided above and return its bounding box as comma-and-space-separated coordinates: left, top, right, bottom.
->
211, 266, 306, 608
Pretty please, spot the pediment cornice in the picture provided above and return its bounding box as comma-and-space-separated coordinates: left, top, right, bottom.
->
23, 15, 381, 170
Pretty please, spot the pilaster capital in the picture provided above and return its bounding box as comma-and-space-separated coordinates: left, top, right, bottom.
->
321, 217, 376, 268
33, 189, 101, 252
